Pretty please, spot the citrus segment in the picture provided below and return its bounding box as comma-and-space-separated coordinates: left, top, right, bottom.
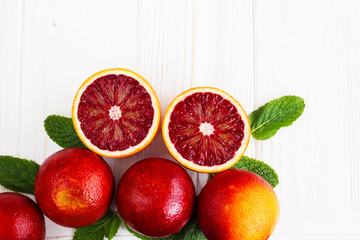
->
162, 87, 250, 173
72, 69, 160, 158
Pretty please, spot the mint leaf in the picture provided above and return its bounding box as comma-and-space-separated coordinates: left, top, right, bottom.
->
44, 115, 87, 149
175, 216, 206, 240
73, 210, 121, 240
250, 95, 305, 140
104, 213, 121, 240
0, 156, 40, 194
125, 225, 156, 240
125, 215, 205, 240
125, 224, 176, 240
209, 156, 279, 188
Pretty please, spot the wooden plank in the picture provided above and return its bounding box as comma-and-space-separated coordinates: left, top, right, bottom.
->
30, 0, 140, 237
0, 0, 22, 193
254, 0, 360, 237
42, 234, 360, 240
118, 0, 254, 238
275, 236, 360, 240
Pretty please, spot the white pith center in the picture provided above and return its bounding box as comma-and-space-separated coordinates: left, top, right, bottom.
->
199, 122, 214, 136
109, 106, 121, 120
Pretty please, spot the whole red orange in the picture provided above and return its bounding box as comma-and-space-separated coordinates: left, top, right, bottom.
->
197, 169, 280, 240
117, 158, 196, 238
34, 148, 114, 228
0, 192, 45, 240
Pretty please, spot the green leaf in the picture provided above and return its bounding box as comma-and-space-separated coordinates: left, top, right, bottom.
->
104, 213, 121, 240
73, 210, 121, 240
176, 216, 206, 240
0, 156, 40, 194
125, 215, 206, 240
126, 224, 178, 240
209, 156, 279, 188
125, 225, 155, 240
250, 95, 305, 140
44, 115, 87, 149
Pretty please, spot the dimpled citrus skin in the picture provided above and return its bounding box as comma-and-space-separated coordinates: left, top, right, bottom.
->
0, 192, 45, 240
34, 148, 115, 228
197, 169, 279, 240
117, 158, 196, 238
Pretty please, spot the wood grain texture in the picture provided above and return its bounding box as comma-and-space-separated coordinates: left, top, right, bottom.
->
254, 0, 360, 237
1, 0, 359, 239
0, 0, 22, 164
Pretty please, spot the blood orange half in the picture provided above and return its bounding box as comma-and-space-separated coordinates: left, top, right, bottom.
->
72, 69, 161, 158
162, 87, 250, 173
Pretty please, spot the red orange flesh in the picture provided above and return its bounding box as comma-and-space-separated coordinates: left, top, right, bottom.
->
163, 87, 250, 173
72, 69, 161, 158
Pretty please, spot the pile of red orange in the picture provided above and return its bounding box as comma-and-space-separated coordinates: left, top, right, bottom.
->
1, 68, 279, 240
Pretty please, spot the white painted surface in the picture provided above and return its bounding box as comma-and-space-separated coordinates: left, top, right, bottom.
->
1, 0, 359, 239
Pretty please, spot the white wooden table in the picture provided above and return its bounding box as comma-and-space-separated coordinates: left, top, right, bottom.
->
1, 0, 360, 239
